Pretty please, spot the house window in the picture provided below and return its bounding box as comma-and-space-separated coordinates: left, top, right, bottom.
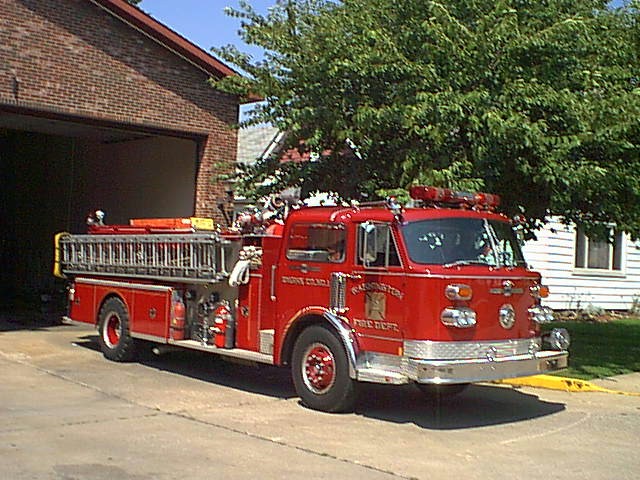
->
574, 226, 623, 271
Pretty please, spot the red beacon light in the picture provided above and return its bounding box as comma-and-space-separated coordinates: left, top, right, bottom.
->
410, 186, 454, 203
472, 192, 501, 210
409, 186, 501, 210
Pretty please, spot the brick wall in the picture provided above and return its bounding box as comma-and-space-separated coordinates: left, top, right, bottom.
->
0, 0, 239, 220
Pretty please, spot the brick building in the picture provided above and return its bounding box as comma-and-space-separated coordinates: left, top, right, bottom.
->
0, 0, 241, 300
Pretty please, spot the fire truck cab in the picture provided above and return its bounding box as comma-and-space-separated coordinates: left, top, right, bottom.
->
55, 186, 569, 412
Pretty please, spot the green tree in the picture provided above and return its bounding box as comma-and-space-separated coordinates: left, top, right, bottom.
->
215, 0, 640, 238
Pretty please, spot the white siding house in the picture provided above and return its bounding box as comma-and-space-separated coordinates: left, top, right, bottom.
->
523, 218, 640, 310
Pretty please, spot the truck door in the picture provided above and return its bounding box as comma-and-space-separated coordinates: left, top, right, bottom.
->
276, 222, 347, 325
347, 222, 406, 355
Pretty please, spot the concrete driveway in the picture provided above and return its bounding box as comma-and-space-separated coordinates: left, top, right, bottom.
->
1, 315, 638, 479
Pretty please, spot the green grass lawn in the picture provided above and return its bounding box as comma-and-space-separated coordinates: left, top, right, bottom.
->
546, 317, 640, 380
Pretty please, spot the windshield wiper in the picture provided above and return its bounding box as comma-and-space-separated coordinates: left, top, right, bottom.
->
442, 259, 491, 268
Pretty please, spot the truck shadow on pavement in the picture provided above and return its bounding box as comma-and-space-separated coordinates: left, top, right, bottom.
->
74, 335, 565, 430
353, 383, 566, 429
74, 335, 298, 399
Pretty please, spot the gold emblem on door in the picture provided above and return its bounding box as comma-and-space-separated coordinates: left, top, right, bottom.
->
365, 292, 386, 321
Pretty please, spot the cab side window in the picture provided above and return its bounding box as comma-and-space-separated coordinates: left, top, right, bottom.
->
286, 223, 346, 263
357, 222, 401, 268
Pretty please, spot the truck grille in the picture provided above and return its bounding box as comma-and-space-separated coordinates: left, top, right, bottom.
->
330, 272, 348, 313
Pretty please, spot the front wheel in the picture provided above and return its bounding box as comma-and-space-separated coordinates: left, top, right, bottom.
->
97, 297, 137, 362
291, 325, 356, 413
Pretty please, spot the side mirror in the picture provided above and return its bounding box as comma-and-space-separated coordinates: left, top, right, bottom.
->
359, 222, 378, 267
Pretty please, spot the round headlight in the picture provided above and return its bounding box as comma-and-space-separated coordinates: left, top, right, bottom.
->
499, 304, 516, 329
549, 328, 570, 350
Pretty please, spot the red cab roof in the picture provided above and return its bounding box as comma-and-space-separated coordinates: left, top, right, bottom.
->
286, 205, 508, 225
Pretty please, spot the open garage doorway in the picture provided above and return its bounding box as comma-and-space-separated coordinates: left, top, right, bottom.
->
0, 112, 201, 313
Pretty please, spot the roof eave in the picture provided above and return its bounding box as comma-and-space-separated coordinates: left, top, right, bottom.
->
89, 0, 239, 79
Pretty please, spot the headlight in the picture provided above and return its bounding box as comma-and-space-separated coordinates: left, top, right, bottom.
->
441, 307, 477, 328
528, 305, 555, 324
544, 328, 571, 350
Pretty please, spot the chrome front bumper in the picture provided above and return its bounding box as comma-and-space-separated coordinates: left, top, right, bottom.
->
354, 337, 568, 385
406, 350, 568, 384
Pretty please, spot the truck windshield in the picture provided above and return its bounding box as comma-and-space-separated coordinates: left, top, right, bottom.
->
401, 218, 526, 268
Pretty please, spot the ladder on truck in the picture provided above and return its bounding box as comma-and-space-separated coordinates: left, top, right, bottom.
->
54, 232, 239, 284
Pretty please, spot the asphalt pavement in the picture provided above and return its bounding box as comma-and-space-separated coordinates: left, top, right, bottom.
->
1, 313, 638, 480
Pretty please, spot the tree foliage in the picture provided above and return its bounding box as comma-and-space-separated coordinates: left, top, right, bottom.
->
214, 0, 640, 238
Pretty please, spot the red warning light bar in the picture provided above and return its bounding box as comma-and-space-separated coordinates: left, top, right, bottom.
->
409, 186, 501, 210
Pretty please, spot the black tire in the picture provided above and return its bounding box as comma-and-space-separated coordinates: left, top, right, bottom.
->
416, 383, 469, 399
291, 325, 356, 413
97, 297, 137, 362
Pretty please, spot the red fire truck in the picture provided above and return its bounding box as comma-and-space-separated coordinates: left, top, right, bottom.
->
54, 186, 569, 412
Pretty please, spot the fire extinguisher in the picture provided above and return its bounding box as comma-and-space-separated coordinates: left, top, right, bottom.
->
170, 292, 186, 340
212, 302, 232, 348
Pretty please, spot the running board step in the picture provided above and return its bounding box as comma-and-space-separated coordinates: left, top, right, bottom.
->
168, 339, 274, 365
356, 368, 408, 385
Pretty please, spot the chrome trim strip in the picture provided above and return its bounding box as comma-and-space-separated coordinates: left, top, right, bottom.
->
131, 332, 167, 343
74, 277, 172, 292
490, 288, 524, 295
413, 274, 535, 280
270, 265, 277, 300
67, 271, 221, 285
352, 270, 406, 277
323, 310, 359, 379
352, 271, 536, 280
356, 333, 402, 343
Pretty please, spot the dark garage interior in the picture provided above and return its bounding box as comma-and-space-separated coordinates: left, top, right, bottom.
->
1, 0, 242, 317
0, 114, 200, 310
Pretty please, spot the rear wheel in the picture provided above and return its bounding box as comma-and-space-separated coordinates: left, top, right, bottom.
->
416, 383, 469, 399
291, 325, 356, 413
97, 297, 136, 362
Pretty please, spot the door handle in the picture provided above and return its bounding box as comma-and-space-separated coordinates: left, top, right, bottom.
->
289, 263, 320, 274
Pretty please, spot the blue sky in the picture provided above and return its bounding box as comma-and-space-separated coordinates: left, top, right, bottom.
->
139, 0, 276, 58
